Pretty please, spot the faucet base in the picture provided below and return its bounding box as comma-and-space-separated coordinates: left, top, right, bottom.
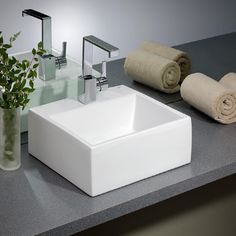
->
78, 75, 96, 104
39, 54, 56, 81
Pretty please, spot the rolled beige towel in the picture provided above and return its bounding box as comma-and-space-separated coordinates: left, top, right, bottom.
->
124, 49, 181, 93
140, 41, 191, 82
219, 73, 236, 90
181, 73, 236, 124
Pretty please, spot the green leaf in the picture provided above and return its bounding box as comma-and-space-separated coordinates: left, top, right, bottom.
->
37, 51, 44, 56
12, 56, 17, 64
0, 36, 3, 45
8, 71, 15, 79
8, 59, 14, 67
22, 60, 30, 68
12, 82, 20, 92
2, 52, 8, 62
0, 48, 6, 54
19, 79, 26, 90
22, 87, 31, 93
29, 80, 34, 89
10, 32, 20, 43
9, 37, 14, 44
15, 69, 21, 74
21, 62, 26, 71
18, 72, 25, 79
33, 63, 39, 69
14, 32, 21, 38
3, 44, 11, 49
33, 70, 37, 78
32, 48, 37, 56
22, 98, 30, 109
28, 70, 34, 78
38, 41, 43, 49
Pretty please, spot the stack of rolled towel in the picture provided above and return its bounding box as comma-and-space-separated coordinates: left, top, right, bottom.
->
181, 73, 236, 124
220, 73, 236, 90
124, 40, 236, 124
124, 41, 191, 94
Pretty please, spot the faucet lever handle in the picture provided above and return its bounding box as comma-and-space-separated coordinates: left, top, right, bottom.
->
61, 41, 67, 58
55, 41, 67, 69
96, 61, 108, 92
101, 61, 107, 78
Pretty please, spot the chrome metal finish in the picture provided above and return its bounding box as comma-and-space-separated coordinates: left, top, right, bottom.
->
78, 75, 97, 104
79, 35, 119, 104
96, 61, 108, 91
38, 54, 56, 81
61, 41, 67, 58
82, 35, 119, 76
96, 77, 108, 92
55, 57, 67, 69
22, 9, 68, 80
55, 41, 67, 69
22, 9, 52, 54
101, 60, 107, 78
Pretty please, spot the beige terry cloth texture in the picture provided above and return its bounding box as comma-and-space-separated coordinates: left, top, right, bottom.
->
140, 41, 191, 82
181, 73, 236, 124
124, 49, 181, 93
219, 73, 236, 90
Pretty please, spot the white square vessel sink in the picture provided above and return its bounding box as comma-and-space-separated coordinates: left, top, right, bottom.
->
28, 85, 192, 196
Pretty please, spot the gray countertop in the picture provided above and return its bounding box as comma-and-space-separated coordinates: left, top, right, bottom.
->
0, 33, 236, 236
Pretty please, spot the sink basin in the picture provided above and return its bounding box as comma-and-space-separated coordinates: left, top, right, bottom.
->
28, 85, 192, 196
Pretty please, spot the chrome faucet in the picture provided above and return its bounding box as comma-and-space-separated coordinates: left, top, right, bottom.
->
22, 9, 52, 54
78, 35, 119, 104
22, 9, 67, 80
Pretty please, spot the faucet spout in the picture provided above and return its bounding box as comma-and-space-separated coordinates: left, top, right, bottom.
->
22, 9, 52, 54
82, 35, 119, 77
79, 35, 119, 104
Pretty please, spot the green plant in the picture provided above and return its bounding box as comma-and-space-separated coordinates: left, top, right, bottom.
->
0, 31, 46, 109
0, 32, 45, 168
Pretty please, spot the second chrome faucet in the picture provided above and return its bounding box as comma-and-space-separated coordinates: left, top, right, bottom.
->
78, 35, 119, 104
22, 9, 67, 80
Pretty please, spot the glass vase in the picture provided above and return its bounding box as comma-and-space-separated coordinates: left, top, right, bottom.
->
0, 107, 21, 171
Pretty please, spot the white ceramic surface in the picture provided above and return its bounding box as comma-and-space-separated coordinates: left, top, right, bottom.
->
28, 85, 192, 196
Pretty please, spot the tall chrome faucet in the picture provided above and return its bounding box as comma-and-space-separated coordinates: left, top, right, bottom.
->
79, 35, 119, 104
22, 9, 52, 54
22, 9, 67, 80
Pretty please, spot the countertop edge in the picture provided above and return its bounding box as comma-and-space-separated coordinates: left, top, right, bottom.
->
38, 162, 236, 236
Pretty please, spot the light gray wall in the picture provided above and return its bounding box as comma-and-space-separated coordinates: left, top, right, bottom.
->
0, 0, 236, 63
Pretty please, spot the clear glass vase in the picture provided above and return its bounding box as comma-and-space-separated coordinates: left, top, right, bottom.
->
0, 107, 21, 171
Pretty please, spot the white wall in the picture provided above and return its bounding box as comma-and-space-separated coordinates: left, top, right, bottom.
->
0, 0, 236, 63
